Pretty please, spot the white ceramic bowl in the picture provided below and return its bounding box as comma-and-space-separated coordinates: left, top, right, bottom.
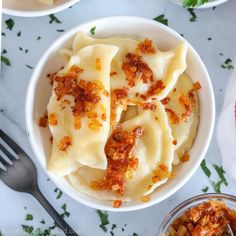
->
26, 16, 215, 212
2, 0, 80, 17
170, 0, 229, 8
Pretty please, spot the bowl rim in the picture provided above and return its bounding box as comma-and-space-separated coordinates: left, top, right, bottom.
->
158, 193, 236, 235
169, 0, 229, 8
2, 0, 80, 17
25, 16, 215, 212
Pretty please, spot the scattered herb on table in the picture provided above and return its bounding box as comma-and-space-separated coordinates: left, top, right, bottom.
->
2, 49, 7, 54
54, 188, 63, 199
97, 209, 109, 232
2, 32, 6, 36
25, 214, 33, 221
111, 224, 117, 230
37, 36, 41, 41
19, 47, 23, 51
132, 233, 138, 236
30, 228, 45, 236
5, 18, 15, 30
26, 64, 33, 69
208, 37, 212, 41
61, 203, 70, 218
187, 9, 197, 22
213, 164, 228, 186
49, 14, 62, 24
56, 29, 65, 32
200, 159, 211, 177
40, 219, 45, 224
183, 0, 208, 7
22, 225, 34, 234
17, 31, 21, 37
201, 186, 209, 193
212, 180, 223, 193
0, 230, 2, 236
90, 26, 96, 36
25, 49, 29, 53
153, 14, 168, 26
221, 58, 234, 70
1, 55, 11, 66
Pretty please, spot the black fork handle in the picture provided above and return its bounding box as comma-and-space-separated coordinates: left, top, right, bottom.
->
30, 186, 79, 236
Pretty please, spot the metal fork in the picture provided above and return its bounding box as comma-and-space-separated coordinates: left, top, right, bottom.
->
0, 129, 79, 236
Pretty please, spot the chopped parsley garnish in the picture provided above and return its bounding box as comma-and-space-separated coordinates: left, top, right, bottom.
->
132, 233, 138, 236
153, 14, 168, 26
183, 0, 208, 7
1, 55, 11, 66
25, 214, 33, 221
201, 186, 209, 193
111, 224, 117, 230
40, 219, 45, 224
221, 58, 234, 70
200, 160, 211, 177
17, 31, 21, 37
54, 188, 63, 199
187, 9, 197, 22
97, 210, 109, 232
212, 180, 223, 193
49, 14, 62, 24
56, 29, 65, 32
22, 225, 33, 233
5, 18, 15, 30
26, 64, 33, 69
213, 164, 228, 186
30, 228, 45, 236
2, 49, 7, 54
37, 36, 41, 41
2, 32, 6, 36
90, 26, 96, 36
61, 203, 70, 218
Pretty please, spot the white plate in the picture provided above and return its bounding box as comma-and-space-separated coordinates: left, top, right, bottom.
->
2, 0, 80, 17
26, 16, 215, 212
170, 0, 229, 9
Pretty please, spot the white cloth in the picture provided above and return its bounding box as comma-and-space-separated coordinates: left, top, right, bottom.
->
217, 66, 236, 180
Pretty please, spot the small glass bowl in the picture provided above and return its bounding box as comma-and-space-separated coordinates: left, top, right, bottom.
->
158, 193, 236, 236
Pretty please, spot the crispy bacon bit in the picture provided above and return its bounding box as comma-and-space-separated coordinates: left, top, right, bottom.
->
48, 113, 58, 126
136, 39, 156, 54
113, 200, 122, 208
140, 195, 150, 203
103, 90, 109, 97
173, 88, 177, 93
161, 97, 170, 105
168, 200, 236, 236
193, 81, 201, 91
88, 119, 102, 131
181, 152, 190, 162
74, 116, 81, 130
50, 136, 53, 143
145, 80, 166, 99
95, 58, 101, 71
165, 108, 180, 124
87, 112, 97, 118
122, 53, 154, 87
142, 103, 157, 111
38, 112, 48, 127
152, 164, 171, 183
91, 126, 143, 195
179, 95, 192, 122
110, 71, 117, 77
58, 136, 72, 151
101, 113, 107, 121
172, 140, 177, 145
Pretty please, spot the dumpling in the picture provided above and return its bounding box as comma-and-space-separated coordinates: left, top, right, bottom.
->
47, 44, 118, 175
68, 101, 174, 201
163, 74, 200, 164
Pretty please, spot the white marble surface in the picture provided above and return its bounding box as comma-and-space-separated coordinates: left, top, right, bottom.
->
1, 0, 236, 235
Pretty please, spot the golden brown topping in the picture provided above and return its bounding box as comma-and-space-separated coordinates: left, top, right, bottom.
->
73, 116, 81, 130
161, 97, 170, 105
144, 80, 166, 99
87, 112, 97, 118
58, 136, 72, 151
101, 113, 107, 121
48, 113, 58, 126
140, 195, 150, 203
136, 39, 156, 54
103, 90, 110, 97
192, 81, 201, 91
122, 53, 154, 87
88, 119, 102, 131
165, 108, 180, 124
168, 200, 236, 236
38, 112, 48, 128
110, 71, 117, 77
172, 140, 177, 145
152, 164, 171, 183
90, 126, 143, 195
179, 95, 192, 122
142, 102, 157, 111
95, 58, 101, 71
181, 152, 190, 163
113, 200, 122, 208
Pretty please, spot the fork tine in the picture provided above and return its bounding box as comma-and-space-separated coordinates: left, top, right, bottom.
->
0, 129, 27, 156
0, 153, 11, 168
0, 143, 17, 162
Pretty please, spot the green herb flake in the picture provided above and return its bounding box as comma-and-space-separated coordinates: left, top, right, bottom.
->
30, 228, 45, 236
2, 32, 6, 36
37, 36, 41, 41
221, 58, 234, 70
5, 18, 15, 30
100, 224, 107, 232
25, 214, 33, 221
153, 14, 168, 26
200, 160, 211, 177
212, 180, 223, 193
1, 55, 11, 66
213, 164, 228, 186
2, 49, 7, 54
49, 14, 62, 24
54, 188, 63, 199
110, 231, 114, 236
17, 31, 21, 37
56, 29, 65, 32
111, 224, 117, 230
19, 47, 23, 51
133, 233, 138, 236
187, 9, 197, 22
61, 203, 70, 218
25, 49, 29, 54
22, 225, 33, 234
40, 219, 45, 224
208, 37, 212, 41
201, 186, 209, 193
97, 209, 109, 232
26, 64, 33, 69
90, 26, 96, 36
0, 230, 3, 236
183, 0, 208, 7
